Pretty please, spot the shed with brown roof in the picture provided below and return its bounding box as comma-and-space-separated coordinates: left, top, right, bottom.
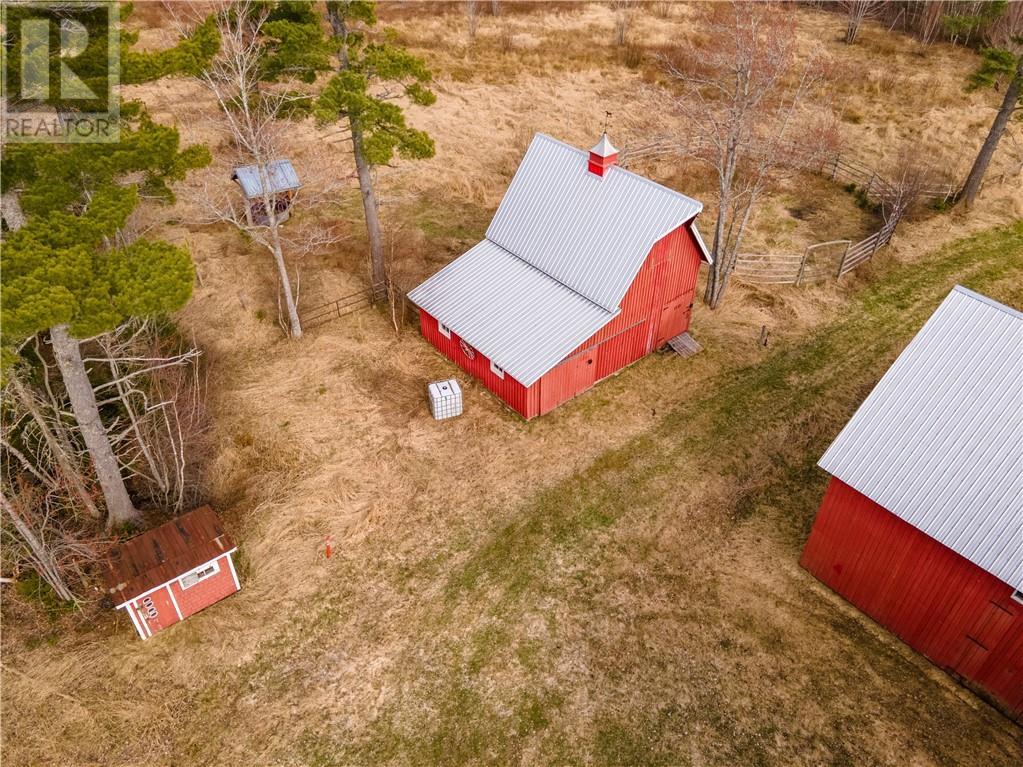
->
103, 506, 240, 640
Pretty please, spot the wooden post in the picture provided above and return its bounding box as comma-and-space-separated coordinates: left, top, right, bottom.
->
865, 171, 876, 197
835, 240, 853, 278
831, 154, 839, 180
795, 246, 811, 286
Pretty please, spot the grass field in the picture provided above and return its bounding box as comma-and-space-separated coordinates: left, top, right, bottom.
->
3, 3, 1023, 765
5, 222, 1021, 765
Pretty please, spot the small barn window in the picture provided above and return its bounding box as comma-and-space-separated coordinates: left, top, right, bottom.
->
180, 561, 220, 590
1012, 590, 1023, 605
438, 320, 451, 338
490, 360, 505, 379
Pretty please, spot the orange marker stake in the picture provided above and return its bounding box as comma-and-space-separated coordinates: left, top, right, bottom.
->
324, 534, 334, 559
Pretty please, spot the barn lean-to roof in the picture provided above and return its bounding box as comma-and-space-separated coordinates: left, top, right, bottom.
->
409, 133, 709, 385
408, 239, 617, 386
819, 286, 1023, 591
102, 506, 236, 605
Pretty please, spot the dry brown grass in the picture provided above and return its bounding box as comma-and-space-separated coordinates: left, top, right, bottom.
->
3, 4, 1022, 766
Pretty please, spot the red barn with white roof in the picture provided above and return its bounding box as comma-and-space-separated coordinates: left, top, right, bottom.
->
408, 133, 712, 419
802, 286, 1023, 721
102, 506, 240, 640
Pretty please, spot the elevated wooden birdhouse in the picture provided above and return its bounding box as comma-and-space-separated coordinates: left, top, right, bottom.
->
231, 159, 301, 226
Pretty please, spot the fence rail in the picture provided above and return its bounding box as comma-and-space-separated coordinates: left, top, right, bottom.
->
823, 155, 957, 204
734, 214, 900, 286
299, 283, 386, 329
621, 135, 960, 207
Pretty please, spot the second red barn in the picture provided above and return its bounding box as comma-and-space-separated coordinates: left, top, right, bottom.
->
408, 133, 712, 419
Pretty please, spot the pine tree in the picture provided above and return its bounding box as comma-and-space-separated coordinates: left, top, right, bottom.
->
314, 1, 436, 292
2, 111, 209, 527
1, 4, 215, 527
961, 41, 1022, 207
239, 1, 435, 293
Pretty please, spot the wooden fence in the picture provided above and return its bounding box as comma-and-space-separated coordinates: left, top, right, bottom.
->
299, 283, 386, 329
622, 136, 960, 207
733, 214, 899, 285
822, 154, 958, 205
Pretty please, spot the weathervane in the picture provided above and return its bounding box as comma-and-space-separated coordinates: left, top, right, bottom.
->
602, 110, 612, 135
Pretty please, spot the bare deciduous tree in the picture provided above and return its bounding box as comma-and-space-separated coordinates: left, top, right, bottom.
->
195, 4, 346, 338
92, 320, 208, 514
1, 490, 86, 603
842, 0, 883, 44
612, 0, 634, 47
465, 0, 480, 45
662, 1, 836, 309
879, 146, 947, 222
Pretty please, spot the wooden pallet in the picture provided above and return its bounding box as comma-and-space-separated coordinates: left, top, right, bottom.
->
667, 332, 702, 358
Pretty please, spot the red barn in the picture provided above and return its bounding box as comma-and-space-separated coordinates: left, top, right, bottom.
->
802, 286, 1023, 721
408, 133, 712, 419
103, 506, 240, 640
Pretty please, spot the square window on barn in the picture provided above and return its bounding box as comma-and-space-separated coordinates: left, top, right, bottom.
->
1012, 590, 1023, 605
490, 360, 505, 379
180, 560, 220, 590
438, 320, 451, 338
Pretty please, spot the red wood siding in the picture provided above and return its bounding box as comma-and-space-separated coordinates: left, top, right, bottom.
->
131, 585, 178, 635
418, 221, 704, 419
802, 477, 1023, 721
420, 310, 533, 417
167, 554, 239, 620
127, 553, 239, 639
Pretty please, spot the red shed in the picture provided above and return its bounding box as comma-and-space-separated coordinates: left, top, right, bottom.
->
408, 133, 712, 419
802, 286, 1023, 721
102, 506, 240, 640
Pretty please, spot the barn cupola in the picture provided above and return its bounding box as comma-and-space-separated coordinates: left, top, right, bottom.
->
587, 133, 618, 177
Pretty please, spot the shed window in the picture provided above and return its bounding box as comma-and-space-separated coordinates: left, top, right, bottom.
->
180, 560, 220, 590
1012, 590, 1023, 605
490, 361, 505, 379
438, 320, 451, 338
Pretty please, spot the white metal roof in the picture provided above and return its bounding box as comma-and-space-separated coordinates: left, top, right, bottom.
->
590, 132, 618, 158
485, 133, 704, 312
819, 286, 1023, 590
408, 240, 617, 386
232, 159, 301, 198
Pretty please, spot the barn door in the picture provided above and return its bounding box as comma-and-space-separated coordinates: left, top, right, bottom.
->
655, 290, 694, 348
953, 600, 1017, 679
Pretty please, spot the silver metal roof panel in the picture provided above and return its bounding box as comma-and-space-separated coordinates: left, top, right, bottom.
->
232, 159, 301, 198
408, 240, 617, 386
819, 286, 1023, 590
485, 133, 703, 312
